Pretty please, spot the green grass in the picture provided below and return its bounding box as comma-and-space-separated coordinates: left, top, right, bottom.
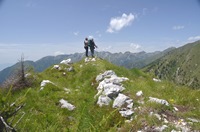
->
1, 57, 200, 131
144, 41, 200, 89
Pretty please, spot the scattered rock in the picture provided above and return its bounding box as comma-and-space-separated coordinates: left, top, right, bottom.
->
67, 66, 74, 72
25, 73, 31, 78
150, 112, 161, 120
119, 109, 134, 118
53, 65, 60, 70
173, 107, 179, 112
91, 58, 96, 61
187, 118, 200, 123
60, 58, 72, 65
59, 99, 75, 111
85, 58, 90, 63
136, 90, 143, 97
40, 80, 54, 90
63, 72, 66, 76
173, 119, 191, 131
85, 57, 96, 63
154, 125, 168, 132
149, 97, 169, 106
64, 88, 71, 94
153, 78, 161, 82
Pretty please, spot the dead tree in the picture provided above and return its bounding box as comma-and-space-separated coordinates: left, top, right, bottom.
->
2, 54, 32, 90
0, 104, 25, 132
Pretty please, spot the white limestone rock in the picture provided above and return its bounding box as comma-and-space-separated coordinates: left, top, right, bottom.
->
91, 58, 96, 61
153, 78, 161, 82
67, 66, 74, 72
97, 95, 112, 107
103, 83, 125, 98
41, 80, 52, 87
104, 76, 129, 85
174, 107, 179, 112
59, 99, 75, 111
149, 97, 169, 106
113, 93, 133, 108
96, 74, 104, 82
154, 125, 168, 132
40, 80, 54, 90
136, 90, 143, 97
96, 70, 116, 82
127, 102, 133, 109
119, 109, 134, 118
25, 73, 31, 78
102, 70, 116, 78
85, 57, 90, 62
85, 57, 96, 63
187, 118, 200, 123
60, 58, 71, 65
64, 88, 71, 94
53, 65, 60, 70
95, 70, 134, 119
173, 119, 191, 132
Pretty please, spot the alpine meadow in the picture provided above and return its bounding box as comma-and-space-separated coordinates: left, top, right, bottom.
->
0, 55, 200, 131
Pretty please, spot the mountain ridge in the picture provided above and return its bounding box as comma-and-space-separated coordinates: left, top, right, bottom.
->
0, 48, 175, 85
144, 40, 200, 88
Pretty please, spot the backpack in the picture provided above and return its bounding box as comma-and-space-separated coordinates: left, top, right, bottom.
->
89, 40, 95, 48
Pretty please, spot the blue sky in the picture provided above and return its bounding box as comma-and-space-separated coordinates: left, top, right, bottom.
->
0, 0, 200, 70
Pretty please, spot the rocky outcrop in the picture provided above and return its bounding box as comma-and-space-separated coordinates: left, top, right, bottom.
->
95, 70, 133, 118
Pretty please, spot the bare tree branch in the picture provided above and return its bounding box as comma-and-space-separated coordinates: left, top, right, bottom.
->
0, 116, 16, 132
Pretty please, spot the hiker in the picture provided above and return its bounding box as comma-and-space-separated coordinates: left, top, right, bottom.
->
84, 37, 89, 57
88, 38, 98, 57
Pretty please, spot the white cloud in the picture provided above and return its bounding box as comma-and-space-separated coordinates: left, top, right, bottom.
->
130, 43, 142, 52
96, 31, 102, 38
102, 46, 112, 51
73, 31, 79, 36
88, 35, 94, 40
142, 8, 148, 15
188, 35, 200, 41
172, 25, 184, 30
98, 42, 143, 53
106, 13, 135, 33
0, 42, 84, 66
54, 51, 65, 56
26, 1, 37, 8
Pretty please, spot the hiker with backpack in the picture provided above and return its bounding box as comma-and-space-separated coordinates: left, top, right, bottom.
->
88, 38, 98, 57
84, 37, 89, 57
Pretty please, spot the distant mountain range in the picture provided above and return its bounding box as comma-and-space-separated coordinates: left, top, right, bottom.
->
1, 40, 200, 88
144, 40, 200, 89
0, 48, 175, 85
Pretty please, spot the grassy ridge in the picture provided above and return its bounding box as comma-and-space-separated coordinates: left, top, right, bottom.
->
144, 40, 200, 89
1, 58, 200, 131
